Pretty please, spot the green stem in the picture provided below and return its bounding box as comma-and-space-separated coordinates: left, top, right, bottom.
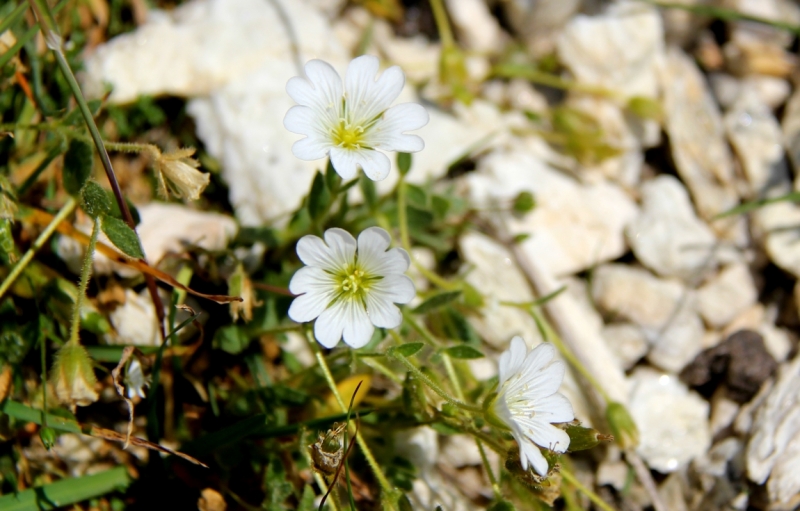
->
396, 177, 454, 290
528, 308, 612, 404
360, 357, 403, 385
428, 0, 455, 47
401, 310, 441, 347
306, 332, 396, 508
442, 355, 463, 401
28, 0, 167, 342
560, 467, 616, 511
388, 331, 483, 414
476, 440, 501, 500
68, 218, 99, 346
0, 196, 77, 300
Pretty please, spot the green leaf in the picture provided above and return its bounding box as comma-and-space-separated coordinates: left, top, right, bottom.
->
107, 196, 140, 224
80, 181, 112, 218
100, 215, 143, 258
307, 170, 331, 220
405, 184, 427, 209
213, 324, 251, 354
487, 501, 517, 511
0, 400, 82, 435
627, 96, 662, 121
62, 139, 93, 196
442, 345, 484, 359
359, 173, 377, 209
714, 191, 800, 218
413, 290, 462, 314
390, 342, 424, 357
0, 467, 130, 511
297, 485, 316, 511
325, 160, 341, 193
397, 152, 412, 175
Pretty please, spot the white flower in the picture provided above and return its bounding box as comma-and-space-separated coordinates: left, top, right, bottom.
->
494, 336, 574, 476
125, 358, 150, 399
283, 55, 429, 181
288, 227, 415, 348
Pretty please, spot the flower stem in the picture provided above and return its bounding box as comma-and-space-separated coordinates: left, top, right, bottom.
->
305, 331, 396, 508
428, 0, 455, 48
27, 0, 166, 342
401, 310, 441, 347
68, 218, 100, 346
388, 331, 482, 414
396, 176, 455, 290
476, 439, 502, 500
0, 197, 77, 300
560, 466, 616, 511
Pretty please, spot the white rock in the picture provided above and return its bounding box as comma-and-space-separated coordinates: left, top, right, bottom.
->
746, 355, 800, 507
458, 232, 542, 348
58, 202, 237, 278
282, 331, 314, 368
694, 437, 743, 478
724, 88, 786, 196
395, 427, 438, 474
504, 0, 581, 55
596, 460, 629, 490
601, 323, 649, 370
697, 263, 758, 329
627, 175, 726, 280
710, 394, 741, 437
440, 434, 483, 468
106, 289, 160, 346
629, 368, 711, 473
444, 0, 503, 53
557, 2, 664, 99
658, 47, 742, 239
758, 322, 792, 363
746, 75, 791, 109
592, 264, 704, 372
467, 147, 638, 276
782, 87, 800, 178
754, 200, 800, 278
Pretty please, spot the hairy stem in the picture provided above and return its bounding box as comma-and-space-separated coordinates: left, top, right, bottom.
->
68, 218, 99, 346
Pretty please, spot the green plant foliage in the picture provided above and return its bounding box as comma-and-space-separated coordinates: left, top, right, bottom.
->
62, 139, 93, 196
80, 181, 112, 218
442, 345, 484, 359
413, 290, 462, 314
100, 215, 143, 258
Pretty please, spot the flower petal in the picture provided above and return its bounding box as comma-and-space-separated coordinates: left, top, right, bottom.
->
296, 229, 356, 269
292, 136, 332, 161
514, 416, 572, 454
498, 336, 529, 386
366, 103, 429, 153
533, 393, 574, 424
357, 228, 410, 276
287, 60, 343, 115
330, 147, 390, 181
341, 300, 375, 348
289, 266, 334, 295
370, 274, 415, 304
517, 435, 549, 476
314, 300, 347, 348
365, 293, 402, 328
344, 56, 404, 124
288, 290, 331, 323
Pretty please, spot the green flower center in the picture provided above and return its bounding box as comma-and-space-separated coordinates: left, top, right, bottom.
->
331, 120, 366, 150
330, 264, 381, 306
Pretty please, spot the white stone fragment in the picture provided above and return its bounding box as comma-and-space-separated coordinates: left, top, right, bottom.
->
601, 323, 649, 370
658, 47, 743, 240
467, 147, 638, 276
458, 232, 542, 348
710, 394, 741, 437
629, 368, 711, 473
627, 175, 726, 280
557, 2, 663, 99
696, 263, 758, 329
596, 460, 629, 491
440, 434, 483, 468
782, 86, 800, 178
592, 264, 704, 372
504, 0, 581, 55
106, 289, 160, 346
724, 87, 786, 196
746, 355, 800, 507
694, 437, 743, 478
444, 0, 503, 53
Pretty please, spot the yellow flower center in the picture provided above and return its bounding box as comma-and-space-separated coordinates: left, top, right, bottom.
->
341, 268, 365, 293
331, 120, 366, 150
330, 264, 381, 306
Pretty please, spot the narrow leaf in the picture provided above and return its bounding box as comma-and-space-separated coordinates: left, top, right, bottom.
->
0, 467, 130, 511
307, 170, 331, 220
390, 342, 424, 357
397, 152, 412, 175
100, 215, 144, 258
442, 345, 484, 359
62, 139, 93, 196
413, 290, 462, 314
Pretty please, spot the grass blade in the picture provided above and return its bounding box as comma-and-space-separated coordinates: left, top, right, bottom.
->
0, 466, 130, 511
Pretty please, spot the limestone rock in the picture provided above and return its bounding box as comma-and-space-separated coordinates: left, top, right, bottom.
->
629, 368, 711, 473
592, 264, 704, 372
659, 47, 742, 240
444, 0, 503, 53
458, 232, 542, 348
627, 175, 727, 280
697, 263, 758, 329
746, 355, 800, 508
467, 147, 638, 277
106, 289, 160, 346
557, 2, 663, 99
601, 323, 649, 370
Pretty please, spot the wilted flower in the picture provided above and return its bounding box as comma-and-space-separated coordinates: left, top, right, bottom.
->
50, 344, 99, 409
288, 227, 415, 348
284, 55, 429, 181
153, 147, 210, 201
493, 337, 574, 476
125, 358, 150, 399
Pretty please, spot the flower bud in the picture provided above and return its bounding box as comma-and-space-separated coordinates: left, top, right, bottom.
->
606, 401, 639, 449
50, 344, 99, 409
39, 426, 57, 450
154, 148, 210, 201
565, 422, 613, 451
